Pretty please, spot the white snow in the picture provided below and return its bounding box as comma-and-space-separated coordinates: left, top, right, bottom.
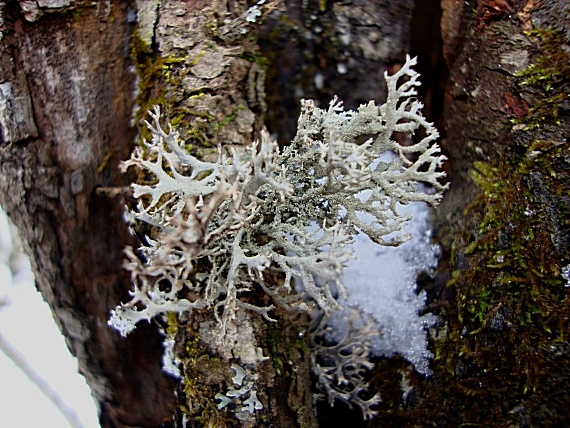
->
341, 201, 439, 375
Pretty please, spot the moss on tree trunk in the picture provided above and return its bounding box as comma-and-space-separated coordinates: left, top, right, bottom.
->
368, 1, 569, 426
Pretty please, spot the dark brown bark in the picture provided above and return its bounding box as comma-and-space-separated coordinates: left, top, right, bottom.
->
437, 0, 569, 249
0, 2, 174, 426
259, 0, 415, 146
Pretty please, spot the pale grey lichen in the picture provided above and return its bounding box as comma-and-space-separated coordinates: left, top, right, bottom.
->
215, 364, 263, 415
310, 307, 382, 420
198, 311, 270, 364
108, 55, 447, 417
245, 5, 262, 23
109, 54, 446, 335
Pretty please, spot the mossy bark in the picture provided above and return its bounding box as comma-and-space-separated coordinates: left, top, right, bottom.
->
0, 0, 428, 426
130, 1, 319, 426
368, 1, 569, 426
1, 0, 316, 426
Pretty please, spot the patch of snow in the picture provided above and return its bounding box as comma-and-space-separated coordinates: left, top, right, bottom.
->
341, 201, 439, 375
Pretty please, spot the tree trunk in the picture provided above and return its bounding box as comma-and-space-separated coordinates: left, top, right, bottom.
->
0, 1, 176, 426
368, 1, 569, 426
0, 0, 480, 427
259, 0, 415, 146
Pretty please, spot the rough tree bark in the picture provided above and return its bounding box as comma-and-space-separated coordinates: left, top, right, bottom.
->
3, 0, 567, 427
10, 0, 562, 427
0, 1, 417, 427
259, 0, 415, 146
0, 1, 175, 426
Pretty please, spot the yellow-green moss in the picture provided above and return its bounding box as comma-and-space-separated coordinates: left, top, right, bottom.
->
173, 320, 236, 427
512, 28, 570, 129
266, 320, 308, 377
413, 132, 569, 425
238, 50, 270, 71
206, 18, 219, 38
130, 28, 216, 148
166, 312, 179, 337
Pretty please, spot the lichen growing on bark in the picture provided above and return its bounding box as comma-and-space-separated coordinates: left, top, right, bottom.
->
110, 56, 447, 424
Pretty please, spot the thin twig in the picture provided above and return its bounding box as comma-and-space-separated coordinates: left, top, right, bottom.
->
0, 332, 85, 428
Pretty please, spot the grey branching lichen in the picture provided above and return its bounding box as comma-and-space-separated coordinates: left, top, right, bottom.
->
215, 363, 263, 415
311, 307, 382, 420
108, 55, 447, 418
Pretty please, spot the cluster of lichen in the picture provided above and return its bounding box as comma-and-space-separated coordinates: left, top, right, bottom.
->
163, 307, 313, 427
111, 52, 450, 425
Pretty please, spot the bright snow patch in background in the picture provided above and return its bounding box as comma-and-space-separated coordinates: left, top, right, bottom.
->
342, 201, 438, 375
0, 207, 99, 428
